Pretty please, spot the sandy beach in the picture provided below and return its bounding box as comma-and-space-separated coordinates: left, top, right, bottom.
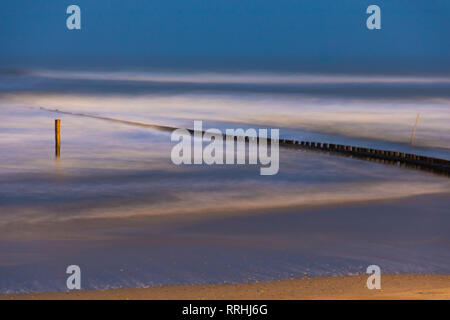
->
2, 274, 449, 300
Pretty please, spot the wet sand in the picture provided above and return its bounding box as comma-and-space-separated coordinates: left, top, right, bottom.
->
2, 274, 449, 300
1, 193, 450, 293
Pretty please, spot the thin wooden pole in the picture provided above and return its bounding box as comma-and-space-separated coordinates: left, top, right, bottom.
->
55, 119, 61, 157
409, 113, 420, 146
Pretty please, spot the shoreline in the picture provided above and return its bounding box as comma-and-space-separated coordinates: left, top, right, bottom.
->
2, 274, 449, 300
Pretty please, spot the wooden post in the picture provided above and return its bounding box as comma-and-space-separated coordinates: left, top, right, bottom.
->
55, 119, 61, 158
410, 113, 420, 145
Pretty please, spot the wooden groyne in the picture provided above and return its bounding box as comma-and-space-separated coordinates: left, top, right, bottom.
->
40, 107, 450, 176
275, 138, 450, 176
186, 129, 449, 176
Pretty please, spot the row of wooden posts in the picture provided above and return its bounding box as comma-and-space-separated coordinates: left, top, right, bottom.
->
234, 135, 450, 175
276, 138, 450, 175
54, 120, 450, 175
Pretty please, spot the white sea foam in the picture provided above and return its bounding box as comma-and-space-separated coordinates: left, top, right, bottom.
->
31, 69, 450, 85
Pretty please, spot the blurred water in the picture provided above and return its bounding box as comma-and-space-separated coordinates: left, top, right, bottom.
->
0, 69, 449, 293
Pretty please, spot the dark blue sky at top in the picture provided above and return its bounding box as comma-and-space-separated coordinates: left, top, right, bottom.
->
0, 0, 449, 73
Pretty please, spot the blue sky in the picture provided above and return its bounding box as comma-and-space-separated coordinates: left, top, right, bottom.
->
0, 0, 449, 72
